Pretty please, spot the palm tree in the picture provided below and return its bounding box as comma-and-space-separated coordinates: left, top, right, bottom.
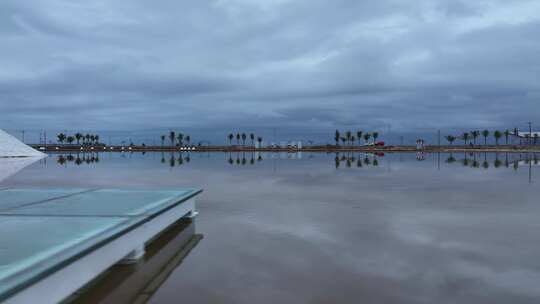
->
85, 134, 91, 145
493, 130, 502, 145
67, 136, 75, 145
341, 137, 347, 145
535, 134, 539, 145
57, 133, 66, 144
351, 136, 356, 146
160, 135, 166, 147
445, 135, 456, 145
481, 130, 489, 145
345, 131, 352, 146
373, 132, 379, 144
356, 131, 363, 146
177, 133, 184, 146
95, 135, 99, 144
250, 133, 255, 146
334, 130, 340, 146
169, 131, 176, 147
471, 130, 479, 145
363, 133, 371, 144
75, 133, 83, 145
185, 135, 191, 146
462, 132, 470, 145
90, 135, 95, 145
504, 129, 510, 145
257, 137, 262, 148
228, 133, 234, 146
241, 133, 247, 146
236, 133, 241, 145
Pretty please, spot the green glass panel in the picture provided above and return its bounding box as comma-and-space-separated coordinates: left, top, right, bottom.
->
0, 215, 136, 298
0, 189, 90, 211
1, 189, 196, 217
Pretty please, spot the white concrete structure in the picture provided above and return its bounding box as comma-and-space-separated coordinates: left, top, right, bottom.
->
0, 130, 45, 158
4, 197, 197, 304
0, 189, 202, 304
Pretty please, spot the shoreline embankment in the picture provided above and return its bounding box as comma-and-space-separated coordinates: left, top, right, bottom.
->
30, 144, 540, 153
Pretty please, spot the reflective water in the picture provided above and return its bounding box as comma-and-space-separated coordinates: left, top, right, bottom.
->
2, 152, 540, 303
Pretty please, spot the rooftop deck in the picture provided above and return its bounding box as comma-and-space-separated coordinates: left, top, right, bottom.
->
0, 188, 202, 303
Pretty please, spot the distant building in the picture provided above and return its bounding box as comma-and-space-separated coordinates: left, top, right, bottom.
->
511, 131, 540, 145
515, 131, 540, 138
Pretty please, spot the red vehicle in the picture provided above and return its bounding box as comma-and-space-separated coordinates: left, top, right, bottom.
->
375, 141, 385, 146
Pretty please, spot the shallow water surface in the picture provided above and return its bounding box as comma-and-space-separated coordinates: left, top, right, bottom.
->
2, 152, 540, 303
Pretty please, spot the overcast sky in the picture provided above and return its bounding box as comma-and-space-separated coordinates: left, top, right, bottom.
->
1, 0, 539, 135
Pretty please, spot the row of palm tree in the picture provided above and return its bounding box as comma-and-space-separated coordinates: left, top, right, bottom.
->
445, 129, 507, 146
160, 131, 192, 147
227, 133, 263, 147
334, 130, 380, 146
445, 128, 539, 146
57, 133, 100, 145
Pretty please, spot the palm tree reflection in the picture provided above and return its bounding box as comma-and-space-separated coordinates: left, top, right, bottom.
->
52, 152, 537, 183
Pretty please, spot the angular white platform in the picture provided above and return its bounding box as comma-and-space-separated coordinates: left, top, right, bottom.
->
0, 188, 202, 304
0, 129, 46, 158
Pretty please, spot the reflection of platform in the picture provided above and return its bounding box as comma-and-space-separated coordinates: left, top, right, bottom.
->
0, 188, 202, 304
0, 157, 43, 183
67, 219, 202, 304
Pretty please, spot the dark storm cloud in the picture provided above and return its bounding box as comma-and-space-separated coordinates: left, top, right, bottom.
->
1, 0, 539, 132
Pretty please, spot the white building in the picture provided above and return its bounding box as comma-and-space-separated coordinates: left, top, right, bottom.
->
515, 131, 540, 138
0, 129, 46, 157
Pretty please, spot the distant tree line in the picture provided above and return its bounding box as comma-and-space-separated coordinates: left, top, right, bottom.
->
333, 130, 380, 146
445, 128, 539, 146
160, 131, 192, 147
57, 132, 101, 145
227, 132, 263, 147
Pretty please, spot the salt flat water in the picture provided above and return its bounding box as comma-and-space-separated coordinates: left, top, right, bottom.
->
2, 151, 540, 304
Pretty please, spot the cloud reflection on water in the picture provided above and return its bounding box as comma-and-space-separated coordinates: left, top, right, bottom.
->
2, 152, 540, 303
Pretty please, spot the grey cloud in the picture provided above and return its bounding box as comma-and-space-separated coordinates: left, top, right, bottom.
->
1, 0, 539, 135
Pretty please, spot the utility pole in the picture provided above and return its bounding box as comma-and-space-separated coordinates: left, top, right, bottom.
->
438, 130, 441, 147
528, 121, 532, 146
21, 130, 25, 143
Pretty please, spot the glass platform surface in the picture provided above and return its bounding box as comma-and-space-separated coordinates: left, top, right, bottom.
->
0, 188, 201, 301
